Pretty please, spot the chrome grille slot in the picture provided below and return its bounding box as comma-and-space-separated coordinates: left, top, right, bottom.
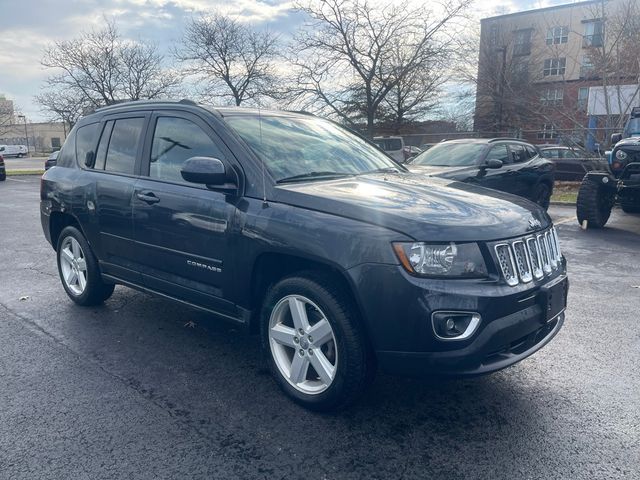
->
526, 237, 544, 279
512, 241, 532, 282
494, 244, 519, 286
545, 231, 558, 270
537, 234, 552, 275
552, 228, 562, 261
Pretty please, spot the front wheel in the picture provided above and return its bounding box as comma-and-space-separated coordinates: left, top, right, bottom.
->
56, 226, 115, 305
576, 179, 615, 228
261, 273, 373, 411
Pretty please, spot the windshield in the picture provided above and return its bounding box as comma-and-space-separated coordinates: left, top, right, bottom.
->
626, 118, 640, 136
373, 138, 402, 151
226, 115, 398, 182
411, 143, 486, 167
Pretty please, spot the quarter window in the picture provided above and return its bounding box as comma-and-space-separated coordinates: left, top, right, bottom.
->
546, 26, 568, 45
104, 118, 144, 175
543, 58, 566, 76
75, 123, 101, 168
149, 117, 224, 183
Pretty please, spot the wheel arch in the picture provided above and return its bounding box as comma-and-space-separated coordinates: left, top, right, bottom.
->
249, 252, 367, 336
49, 211, 86, 251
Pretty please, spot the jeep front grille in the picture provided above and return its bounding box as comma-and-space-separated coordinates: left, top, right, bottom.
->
493, 227, 562, 286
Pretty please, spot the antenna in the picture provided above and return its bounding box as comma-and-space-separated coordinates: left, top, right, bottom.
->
259, 106, 268, 206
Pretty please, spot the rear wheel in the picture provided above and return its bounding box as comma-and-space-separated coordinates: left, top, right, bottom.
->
576, 179, 615, 228
56, 226, 114, 305
261, 273, 373, 411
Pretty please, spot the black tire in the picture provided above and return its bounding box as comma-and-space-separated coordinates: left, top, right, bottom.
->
576, 179, 614, 229
260, 272, 373, 411
0, 174, 5, 182
56, 226, 114, 306
621, 204, 640, 214
532, 182, 552, 210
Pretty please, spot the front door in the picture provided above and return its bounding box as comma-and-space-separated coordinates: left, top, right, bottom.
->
132, 112, 239, 315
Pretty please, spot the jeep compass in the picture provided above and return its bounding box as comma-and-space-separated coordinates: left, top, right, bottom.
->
40, 100, 568, 410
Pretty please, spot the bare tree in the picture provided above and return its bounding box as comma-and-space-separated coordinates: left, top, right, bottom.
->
38, 19, 180, 120
288, 0, 471, 138
0, 103, 15, 137
176, 14, 280, 106
34, 90, 89, 130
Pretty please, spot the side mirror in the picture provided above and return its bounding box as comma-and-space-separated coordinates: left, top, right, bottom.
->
484, 158, 503, 169
611, 133, 623, 145
181, 156, 238, 194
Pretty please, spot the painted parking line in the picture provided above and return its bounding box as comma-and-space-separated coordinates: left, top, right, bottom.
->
554, 216, 575, 226
6, 177, 27, 183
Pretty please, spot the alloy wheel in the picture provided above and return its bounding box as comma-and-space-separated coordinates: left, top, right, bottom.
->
59, 236, 88, 296
268, 295, 338, 395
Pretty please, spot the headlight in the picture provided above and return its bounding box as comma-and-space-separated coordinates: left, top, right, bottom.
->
392, 242, 488, 277
615, 150, 628, 160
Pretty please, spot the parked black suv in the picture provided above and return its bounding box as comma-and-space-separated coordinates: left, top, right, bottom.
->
40, 101, 568, 410
408, 138, 555, 209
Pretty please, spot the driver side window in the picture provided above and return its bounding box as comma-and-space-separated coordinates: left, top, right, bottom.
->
486, 145, 510, 164
149, 117, 224, 184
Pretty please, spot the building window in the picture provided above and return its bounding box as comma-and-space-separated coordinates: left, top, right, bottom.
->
512, 61, 529, 84
580, 55, 596, 78
583, 20, 604, 47
51, 137, 61, 149
489, 25, 499, 47
543, 58, 566, 76
578, 87, 589, 110
546, 26, 568, 45
537, 124, 558, 140
541, 88, 564, 106
513, 29, 532, 56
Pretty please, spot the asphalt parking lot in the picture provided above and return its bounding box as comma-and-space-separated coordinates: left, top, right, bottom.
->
1, 175, 638, 479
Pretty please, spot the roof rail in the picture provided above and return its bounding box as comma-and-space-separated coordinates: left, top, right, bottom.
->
95, 99, 200, 113
488, 137, 527, 142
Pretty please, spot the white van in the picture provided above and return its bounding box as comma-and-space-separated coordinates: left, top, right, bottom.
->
373, 136, 405, 163
0, 144, 28, 157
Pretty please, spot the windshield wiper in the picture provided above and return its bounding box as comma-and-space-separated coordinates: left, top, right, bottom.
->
276, 171, 354, 184
358, 167, 401, 175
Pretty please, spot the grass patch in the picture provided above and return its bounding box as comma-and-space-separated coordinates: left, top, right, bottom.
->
551, 181, 580, 204
7, 169, 44, 176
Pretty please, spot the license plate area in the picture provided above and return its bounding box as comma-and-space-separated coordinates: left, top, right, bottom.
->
538, 276, 568, 322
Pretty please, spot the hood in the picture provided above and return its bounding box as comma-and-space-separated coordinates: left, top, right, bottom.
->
272, 173, 550, 242
615, 137, 640, 151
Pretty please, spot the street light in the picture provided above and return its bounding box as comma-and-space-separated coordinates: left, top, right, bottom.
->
17, 115, 29, 156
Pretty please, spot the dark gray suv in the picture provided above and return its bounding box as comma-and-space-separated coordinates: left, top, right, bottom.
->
40, 100, 568, 410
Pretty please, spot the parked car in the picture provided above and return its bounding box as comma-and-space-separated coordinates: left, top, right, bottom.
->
403, 145, 423, 161
0, 144, 28, 158
419, 143, 437, 151
0, 148, 5, 181
576, 106, 640, 228
539, 146, 605, 181
408, 138, 556, 209
373, 135, 405, 162
41, 101, 568, 410
45, 150, 59, 170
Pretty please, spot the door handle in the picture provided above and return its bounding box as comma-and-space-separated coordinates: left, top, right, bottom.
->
135, 191, 160, 204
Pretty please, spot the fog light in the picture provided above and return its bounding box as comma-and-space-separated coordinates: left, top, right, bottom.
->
432, 312, 481, 341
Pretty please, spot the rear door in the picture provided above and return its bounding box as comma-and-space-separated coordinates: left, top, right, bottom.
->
132, 110, 239, 315
82, 113, 149, 282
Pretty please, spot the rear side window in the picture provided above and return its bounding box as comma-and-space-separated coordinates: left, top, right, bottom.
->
526, 146, 538, 158
149, 117, 224, 183
76, 123, 101, 167
104, 118, 145, 175
374, 139, 403, 151
510, 144, 530, 163
542, 149, 560, 159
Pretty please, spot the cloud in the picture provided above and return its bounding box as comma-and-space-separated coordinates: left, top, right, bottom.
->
0, 0, 570, 120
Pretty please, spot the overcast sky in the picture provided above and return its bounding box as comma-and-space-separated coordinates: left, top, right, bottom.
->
0, 0, 570, 122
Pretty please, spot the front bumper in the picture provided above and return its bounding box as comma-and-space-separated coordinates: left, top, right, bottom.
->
347, 263, 568, 377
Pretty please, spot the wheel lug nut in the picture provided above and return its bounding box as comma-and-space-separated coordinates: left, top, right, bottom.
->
308, 348, 314, 355
298, 328, 304, 335
294, 336, 299, 343
299, 349, 305, 356
308, 336, 313, 343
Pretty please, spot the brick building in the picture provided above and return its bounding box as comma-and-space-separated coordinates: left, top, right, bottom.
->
474, 0, 640, 149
